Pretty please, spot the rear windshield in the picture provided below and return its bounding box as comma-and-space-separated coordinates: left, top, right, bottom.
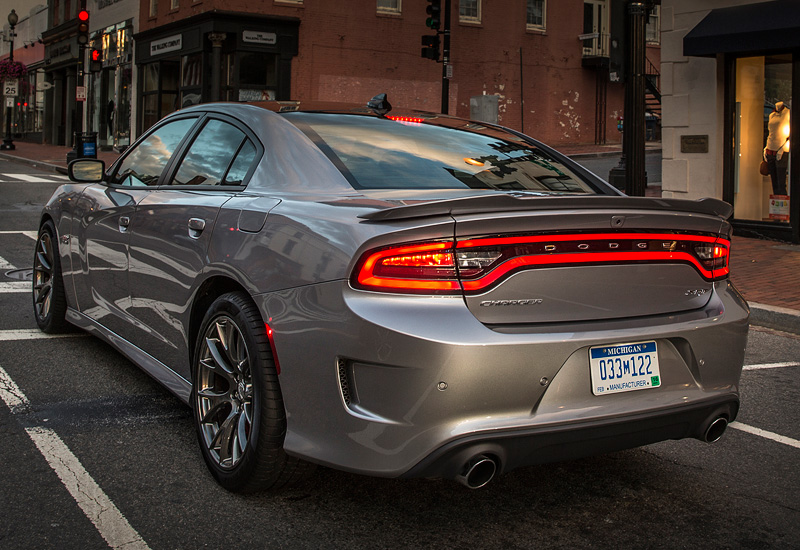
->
284, 113, 599, 194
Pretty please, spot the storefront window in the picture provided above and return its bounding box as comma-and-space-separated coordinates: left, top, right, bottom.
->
734, 54, 792, 223
180, 53, 202, 108
237, 53, 278, 102
141, 61, 179, 132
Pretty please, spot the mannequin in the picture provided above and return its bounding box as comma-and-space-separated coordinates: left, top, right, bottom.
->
764, 101, 790, 195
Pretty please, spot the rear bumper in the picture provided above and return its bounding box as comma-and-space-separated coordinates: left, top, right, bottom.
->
401, 395, 739, 479
258, 279, 748, 479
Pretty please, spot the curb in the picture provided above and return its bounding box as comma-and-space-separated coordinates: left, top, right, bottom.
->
0, 152, 65, 174
566, 147, 662, 160
749, 303, 800, 335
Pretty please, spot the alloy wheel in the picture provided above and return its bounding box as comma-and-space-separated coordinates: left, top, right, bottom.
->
195, 315, 253, 470
33, 230, 55, 322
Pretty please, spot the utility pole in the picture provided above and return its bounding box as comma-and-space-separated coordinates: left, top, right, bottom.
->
421, 0, 451, 114
609, 0, 653, 196
440, 0, 450, 114
624, 1, 648, 196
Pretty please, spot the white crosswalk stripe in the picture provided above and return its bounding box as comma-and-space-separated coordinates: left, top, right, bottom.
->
0, 281, 29, 293
0, 173, 67, 183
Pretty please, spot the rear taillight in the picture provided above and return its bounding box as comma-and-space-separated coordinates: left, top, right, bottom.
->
352, 233, 731, 294
352, 241, 460, 294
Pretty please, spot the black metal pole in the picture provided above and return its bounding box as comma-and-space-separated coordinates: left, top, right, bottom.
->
1, 11, 16, 151
624, 1, 648, 196
441, 0, 450, 114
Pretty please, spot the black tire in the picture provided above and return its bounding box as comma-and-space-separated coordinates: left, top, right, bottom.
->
191, 291, 313, 493
32, 220, 71, 333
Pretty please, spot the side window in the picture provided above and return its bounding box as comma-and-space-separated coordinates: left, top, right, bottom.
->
223, 140, 257, 186
112, 118, 197, 187
171, 119, 248, 186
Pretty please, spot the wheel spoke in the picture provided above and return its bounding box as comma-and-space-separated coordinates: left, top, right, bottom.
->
197, 389, 229, 424
36, 250, 52, 272
204, 338, 235, 378
212, 410, 239, 465
34, 282, 52, 305
237, 409, 249, 455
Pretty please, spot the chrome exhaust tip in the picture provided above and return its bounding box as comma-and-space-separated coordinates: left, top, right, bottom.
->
455, 455, 497, 489
704, 416, 728, 443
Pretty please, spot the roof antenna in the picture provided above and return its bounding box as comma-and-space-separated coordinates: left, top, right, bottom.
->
367, 93, 392, 116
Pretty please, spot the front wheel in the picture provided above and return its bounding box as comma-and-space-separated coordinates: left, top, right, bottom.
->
32, 220, 70, 333
192, 292, 312, 492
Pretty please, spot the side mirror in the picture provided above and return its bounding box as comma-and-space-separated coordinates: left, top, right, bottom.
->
68, 159, 106, 183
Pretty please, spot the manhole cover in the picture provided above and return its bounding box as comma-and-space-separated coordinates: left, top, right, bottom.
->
5, 268, 33, 281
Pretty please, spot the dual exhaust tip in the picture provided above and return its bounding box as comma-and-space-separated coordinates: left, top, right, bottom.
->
455, 455, 498, 489
454, 416, 730, 489
703, 415, 729, 443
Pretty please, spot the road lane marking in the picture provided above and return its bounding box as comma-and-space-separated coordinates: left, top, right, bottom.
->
0, 363, 30, 413
0, 253, 13, 269
0, 365, 151, 550
743, 362, 800, 371
729, 422, 800, 449
4, 174, 64, 183
0, 281, 29, 293
0, 329, 84, 341
0, 230, 37, 241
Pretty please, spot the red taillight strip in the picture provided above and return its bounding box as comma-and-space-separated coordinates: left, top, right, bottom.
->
352, 233, 731, 295
461, 251, 713, 292
457, 232, 719, 249
353, 241, 460, 293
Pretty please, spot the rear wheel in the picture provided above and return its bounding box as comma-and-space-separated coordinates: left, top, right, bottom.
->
192, 292, 312, 492
32, 220, 70, 333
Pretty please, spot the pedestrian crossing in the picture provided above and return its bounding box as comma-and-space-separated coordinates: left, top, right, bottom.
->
0, 173, 70, 183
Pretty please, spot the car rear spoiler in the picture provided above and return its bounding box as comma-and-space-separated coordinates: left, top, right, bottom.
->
358, 194, 733, 222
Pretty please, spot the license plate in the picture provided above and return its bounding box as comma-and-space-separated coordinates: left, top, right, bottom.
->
590, 341, 661, 396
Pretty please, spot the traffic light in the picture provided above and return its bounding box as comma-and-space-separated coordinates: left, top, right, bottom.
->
421, 34, 440, 61
77, 10, 89, 46
90, 48, 102, 72
425, 0, 441, 30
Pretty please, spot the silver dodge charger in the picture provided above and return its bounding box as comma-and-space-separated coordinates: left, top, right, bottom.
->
34, 96, 749, 491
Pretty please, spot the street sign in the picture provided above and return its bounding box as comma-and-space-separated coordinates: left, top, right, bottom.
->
5, 97, 13, 108
4, 79, 18, 97
76, 86, 86, 102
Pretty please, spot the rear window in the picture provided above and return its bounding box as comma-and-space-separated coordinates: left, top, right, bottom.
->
284, 113, 599, 194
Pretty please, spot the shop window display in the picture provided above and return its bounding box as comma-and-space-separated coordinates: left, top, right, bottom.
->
734, 54, 791, 223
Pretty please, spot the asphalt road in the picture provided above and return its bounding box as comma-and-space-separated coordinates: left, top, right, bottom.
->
1, 160, 798, 550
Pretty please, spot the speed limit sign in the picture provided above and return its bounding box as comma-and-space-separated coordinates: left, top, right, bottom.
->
4, 79, 18, 97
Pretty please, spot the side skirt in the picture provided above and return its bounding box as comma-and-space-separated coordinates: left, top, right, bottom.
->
66, 308, 192, 404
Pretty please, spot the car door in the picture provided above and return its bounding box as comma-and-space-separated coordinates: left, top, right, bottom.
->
125, 115, 261, 378
70, 115, 201, 337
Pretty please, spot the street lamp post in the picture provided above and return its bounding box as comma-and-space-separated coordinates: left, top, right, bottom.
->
1, 9, 18, 151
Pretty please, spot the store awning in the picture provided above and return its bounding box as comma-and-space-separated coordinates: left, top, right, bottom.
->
684, 0, 800, 57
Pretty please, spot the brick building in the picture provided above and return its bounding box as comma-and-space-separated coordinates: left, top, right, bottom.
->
134, 0, 660, 146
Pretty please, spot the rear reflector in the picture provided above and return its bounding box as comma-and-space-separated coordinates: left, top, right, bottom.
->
351, 233, 731, 294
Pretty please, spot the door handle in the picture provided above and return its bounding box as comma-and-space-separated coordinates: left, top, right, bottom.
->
188, 218, 206, 239
119, 215, 130, 232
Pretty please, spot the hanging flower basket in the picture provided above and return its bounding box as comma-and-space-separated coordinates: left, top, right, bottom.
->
0, 59, 27, 81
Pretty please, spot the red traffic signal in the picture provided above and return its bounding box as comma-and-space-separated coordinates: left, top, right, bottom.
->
77, 10, 89, 45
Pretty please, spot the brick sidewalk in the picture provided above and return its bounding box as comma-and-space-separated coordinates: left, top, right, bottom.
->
730, 236, 800, 311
